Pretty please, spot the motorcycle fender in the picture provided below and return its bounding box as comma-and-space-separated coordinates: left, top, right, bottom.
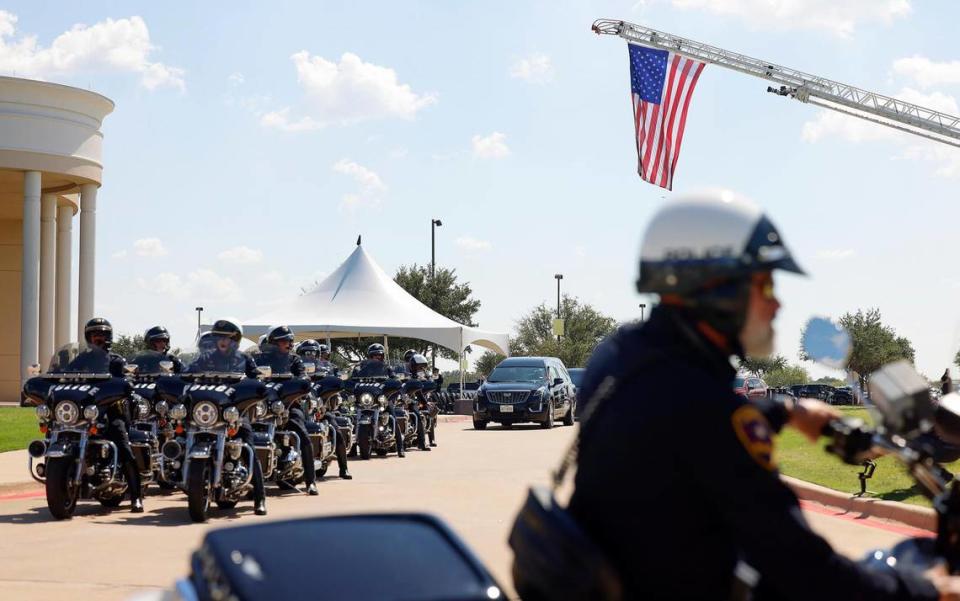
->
45, 440, 75, 459
188, 442, 214, 460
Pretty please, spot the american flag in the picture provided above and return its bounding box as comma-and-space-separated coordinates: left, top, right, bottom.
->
629, 43, 705, 190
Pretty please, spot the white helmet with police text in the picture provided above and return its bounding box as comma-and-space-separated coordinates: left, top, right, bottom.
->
636, 189, 804, 297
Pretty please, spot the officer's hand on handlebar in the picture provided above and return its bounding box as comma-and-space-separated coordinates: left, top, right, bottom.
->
788, 398, 841, 442
925, 563, 960, 600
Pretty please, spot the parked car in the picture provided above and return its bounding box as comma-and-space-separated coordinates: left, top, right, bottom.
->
472, 357, 576, 430
828, 387, 853, 404
733, 375, 768, 400
568, 368, 586, 419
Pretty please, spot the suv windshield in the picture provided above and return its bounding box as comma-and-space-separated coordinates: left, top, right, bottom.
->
488, 366, 546, 383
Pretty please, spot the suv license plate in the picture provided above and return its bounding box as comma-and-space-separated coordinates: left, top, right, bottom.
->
500, 405, 514, 413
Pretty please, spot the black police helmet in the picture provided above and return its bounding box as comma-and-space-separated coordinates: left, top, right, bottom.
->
318, 344, 330, 356
297, 339, 321, 358
403, 349, 417, 362
367, 343, 385, 358
410, 353, 429, 372
210, 319, 242, 342
84, 317, 113, 347
267, 325, 295, 345
144, 325, 170, 349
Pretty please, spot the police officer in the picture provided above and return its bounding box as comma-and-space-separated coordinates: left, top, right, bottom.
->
140, 325, 184, 373
186, 319, 267, 516
404, 353, 433, 451
566, 191, 957, 600
352, 343, 406, 457
67, 318, 144, 513
296, 339, 353, 479
251, 325, 318, 496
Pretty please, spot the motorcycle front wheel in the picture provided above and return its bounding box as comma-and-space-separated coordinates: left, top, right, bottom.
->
45, 457, 79, 520
187, 459, 212, 523
358, 424, 373, 460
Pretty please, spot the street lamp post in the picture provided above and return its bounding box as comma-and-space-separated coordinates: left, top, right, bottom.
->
639, 303, 646, 321
554, 274, 563, 342
431, 218, 443, 278
195, 307, 203, 331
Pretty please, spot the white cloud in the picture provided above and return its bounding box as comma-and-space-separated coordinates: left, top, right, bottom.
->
133, 237, 168, 257
815, 249, 855, 260
137, 272, 187, 300
218, 245, 263, 264
509, 53, 554, 83
261, 51, 436, 132
136, 269, 242, 302
228, 71, 244, 86
668, 0, 911, 37
111, 249, 127, 260
0, 11, 185, 90
332, 159, 386, 210
893, 56, 960, 89
456, 236, 492, 252
472, 132, 511, 159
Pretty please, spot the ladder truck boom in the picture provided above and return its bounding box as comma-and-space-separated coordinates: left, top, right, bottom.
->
592, 19, 960, 148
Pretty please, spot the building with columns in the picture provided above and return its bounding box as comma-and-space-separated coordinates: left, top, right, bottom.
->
0, 76, 113, 402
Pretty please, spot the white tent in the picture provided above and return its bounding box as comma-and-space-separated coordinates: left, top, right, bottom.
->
239, 244, 509, 356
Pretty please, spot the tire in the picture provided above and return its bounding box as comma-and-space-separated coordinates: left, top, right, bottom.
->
45, 458, 78, 520
98, 495, 124, 508
472, 419, 487, 430
358, 424, 373, 460
157, 479, 177, 491
186, 459, 212, 523
216, 500, 238, 510
375, 448, 388, 457
563, 401, 576, 426
541, 405, 555, 429
316, 461, 329, 478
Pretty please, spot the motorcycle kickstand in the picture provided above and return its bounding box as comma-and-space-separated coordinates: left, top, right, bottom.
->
854, 460, 877, 497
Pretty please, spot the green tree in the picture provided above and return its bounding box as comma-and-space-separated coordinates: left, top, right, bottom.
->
813, 376, 845, 387
510, 295, 616, 368
738, 354, 787, 378
332, 264, 481, 365
475, 351, 506, 377
112, 334, 145, 359
801, 308, 915, 389
764, 364, 810, 388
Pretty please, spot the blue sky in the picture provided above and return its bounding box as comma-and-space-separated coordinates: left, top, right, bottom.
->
4, 1, 960, 377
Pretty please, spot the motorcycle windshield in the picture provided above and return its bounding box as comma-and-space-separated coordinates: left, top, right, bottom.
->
181, 334, 248, 377
353, 360, 392, 378
48, 343, 110, 375
251, 343, 296, 375
127, 349, 171, 375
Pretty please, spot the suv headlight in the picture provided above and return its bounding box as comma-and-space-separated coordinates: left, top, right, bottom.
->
54, 401, 79, 425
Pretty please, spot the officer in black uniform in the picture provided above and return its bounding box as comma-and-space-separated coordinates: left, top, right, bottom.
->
186, 319, 268, 515
352, 343, 406, 457
565, 191, 954, 600
67, 318, 144, 513
296, 340, 353, 479
403, 353, 433, 451
140, 325, 184, 373
251, 325, 318, 495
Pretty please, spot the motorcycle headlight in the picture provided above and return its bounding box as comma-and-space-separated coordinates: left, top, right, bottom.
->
83, 405, 99, 422
54, 401, 79, 425
223, 406, 240, 424
36, 405, 51, 421
377, 395, 388, 409
192, 401, 219, 427
359, 393, 374, 407
155, 400, 169, 416
306, 398, 318, 413
271, 400, 284, 415
254, 401, 267, 419
170, 403, 187, 421
136, 399, 151, 420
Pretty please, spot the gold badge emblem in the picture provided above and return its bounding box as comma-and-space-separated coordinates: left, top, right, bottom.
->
731, 405, 775, 471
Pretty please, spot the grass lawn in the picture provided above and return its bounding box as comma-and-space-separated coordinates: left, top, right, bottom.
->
776, 406, 960, 507
0, 407, 38, 453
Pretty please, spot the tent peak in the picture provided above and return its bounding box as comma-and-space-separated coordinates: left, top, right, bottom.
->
356, 235, 362, 246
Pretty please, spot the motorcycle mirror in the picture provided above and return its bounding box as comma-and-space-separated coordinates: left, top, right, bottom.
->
159, 360, 174, 374
124, 364, 139, 376
26, 363, 41, 377
257, 365, 272, 379
868, 360, 935, 437
801, 317, 851, 369
935, 392, 960, 445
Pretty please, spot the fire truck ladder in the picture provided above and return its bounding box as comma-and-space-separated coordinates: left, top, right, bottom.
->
592, 18, 960, 149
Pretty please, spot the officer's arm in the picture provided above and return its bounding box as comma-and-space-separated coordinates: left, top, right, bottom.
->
110, 355, 127, 378
244, 355, 259, 379
692, 399, 937, 600
173, 356, 184, 374
290, 356, 304, 377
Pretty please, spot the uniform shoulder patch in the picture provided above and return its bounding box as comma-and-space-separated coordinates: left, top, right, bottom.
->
731, 405, 776, 471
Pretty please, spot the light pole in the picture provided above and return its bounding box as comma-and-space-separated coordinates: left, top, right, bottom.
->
554, 274, 563, 342
195, 307, 203, 331
639, 303, 646, 321
431, 218, 443, 278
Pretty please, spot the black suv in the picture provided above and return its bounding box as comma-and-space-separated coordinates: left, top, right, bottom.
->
472, 357, 576, 430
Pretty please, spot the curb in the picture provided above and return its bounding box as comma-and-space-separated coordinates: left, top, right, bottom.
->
783, 475, 935, 532
438, 415, 471, 423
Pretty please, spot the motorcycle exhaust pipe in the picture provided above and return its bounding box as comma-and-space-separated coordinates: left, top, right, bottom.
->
162, 440, 183, 461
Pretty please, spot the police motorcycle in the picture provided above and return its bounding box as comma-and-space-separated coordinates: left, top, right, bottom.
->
301, 361, 355, 477
347, 368, 406, 459
802, 317, 960, 580
21, 343, 138, 519
250, 365, 313, 489
173, 346, 269, 522
125, 349, 186, 490
401, 354, 440, 450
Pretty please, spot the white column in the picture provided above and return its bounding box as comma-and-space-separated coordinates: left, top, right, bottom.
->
55, 205, 73, 348
39, 194, 56, 367
77, 184, 97, 342
20, 171, 42, 379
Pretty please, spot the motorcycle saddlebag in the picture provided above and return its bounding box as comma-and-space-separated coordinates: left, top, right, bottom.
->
508, 485, 622, 601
